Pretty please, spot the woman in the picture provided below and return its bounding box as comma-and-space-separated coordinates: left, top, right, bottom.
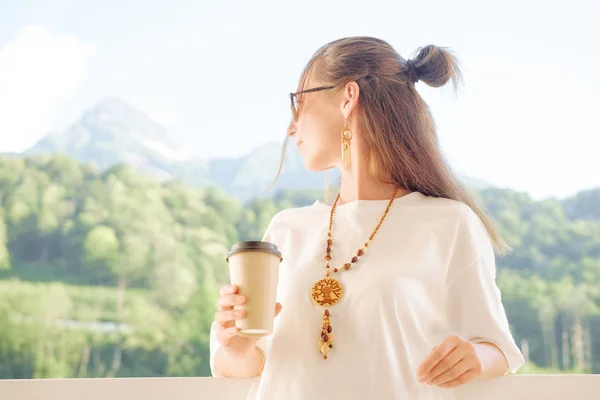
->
209, 37, 525, 399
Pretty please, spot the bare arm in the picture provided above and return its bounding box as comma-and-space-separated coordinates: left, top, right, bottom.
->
213, 345, 265, 378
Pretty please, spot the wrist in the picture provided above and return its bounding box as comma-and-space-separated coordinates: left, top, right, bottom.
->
471, 341, 509, 379
214, 344, 265, 378
220, 342, 264, 362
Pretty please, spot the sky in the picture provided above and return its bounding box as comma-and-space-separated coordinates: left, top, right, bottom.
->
0, 0, 598, 199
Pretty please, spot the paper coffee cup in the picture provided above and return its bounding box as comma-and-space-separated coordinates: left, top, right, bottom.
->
226, 241, 282, 337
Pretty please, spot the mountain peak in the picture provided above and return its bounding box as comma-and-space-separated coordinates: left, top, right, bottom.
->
95, 96, 131, 109
24, 98, 190, 176
79, 97, 176, 147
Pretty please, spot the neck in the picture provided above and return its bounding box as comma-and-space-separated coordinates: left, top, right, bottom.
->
337, 152, 409, 205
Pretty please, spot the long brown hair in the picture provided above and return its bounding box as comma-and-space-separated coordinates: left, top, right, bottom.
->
274, 36, 510, 255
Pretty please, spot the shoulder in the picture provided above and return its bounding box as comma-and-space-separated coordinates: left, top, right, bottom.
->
412, 193, 494, 262
268, 203, 321, 227
262, 203, 323, 242
413, 193, 484, 229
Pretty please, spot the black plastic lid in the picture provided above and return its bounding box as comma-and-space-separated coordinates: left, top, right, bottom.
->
226, 241, 283, 262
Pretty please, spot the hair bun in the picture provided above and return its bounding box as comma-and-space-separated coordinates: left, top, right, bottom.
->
409, 45, 462, 89
404, 60, 419, 83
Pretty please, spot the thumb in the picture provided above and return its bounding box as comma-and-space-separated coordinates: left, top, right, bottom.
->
275, 302, 283, 317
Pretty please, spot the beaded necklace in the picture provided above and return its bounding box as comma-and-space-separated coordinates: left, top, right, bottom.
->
310, 187, 401, 359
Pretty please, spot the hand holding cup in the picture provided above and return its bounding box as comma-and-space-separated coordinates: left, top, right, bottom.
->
215, 284, 282, 354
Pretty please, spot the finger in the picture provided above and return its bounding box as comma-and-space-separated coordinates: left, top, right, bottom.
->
437, 368, 480, 389
429, 357, 472, 386
275, 302, 283, 317
215, 309, 246, 323
220, 284, 238, 296
216, 325, 240, 344
423, 345, 466, 383
416, 336, 461, 379
217, 294, 246, 310
416, 336, 458, 378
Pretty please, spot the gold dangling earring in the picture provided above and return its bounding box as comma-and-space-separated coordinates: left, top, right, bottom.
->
341, 121, 353, 169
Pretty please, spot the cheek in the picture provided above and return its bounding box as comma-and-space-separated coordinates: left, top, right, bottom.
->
298, 109, 336, 145
296, 109, 319, 134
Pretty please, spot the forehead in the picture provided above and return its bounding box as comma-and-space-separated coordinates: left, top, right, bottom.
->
298, 61, 324, 91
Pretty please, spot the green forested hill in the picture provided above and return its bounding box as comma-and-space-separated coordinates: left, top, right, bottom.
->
0, 154, 598, 378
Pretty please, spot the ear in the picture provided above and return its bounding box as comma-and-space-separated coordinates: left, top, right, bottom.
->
341, 81, 360, 121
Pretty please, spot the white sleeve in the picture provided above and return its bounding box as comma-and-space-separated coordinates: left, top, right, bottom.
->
209, 320, 224, 377
445, 208, 525, 375
208, 213, 282, 377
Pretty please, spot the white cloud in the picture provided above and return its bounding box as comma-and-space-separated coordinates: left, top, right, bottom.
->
0, 26, 95, 152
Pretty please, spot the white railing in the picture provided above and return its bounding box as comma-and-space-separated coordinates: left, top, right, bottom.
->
1, 375, 599, 400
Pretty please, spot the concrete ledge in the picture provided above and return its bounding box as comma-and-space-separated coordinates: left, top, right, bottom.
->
0, 375, 598, 400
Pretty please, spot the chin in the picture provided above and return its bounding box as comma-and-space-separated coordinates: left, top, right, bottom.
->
302, 157, 333, 173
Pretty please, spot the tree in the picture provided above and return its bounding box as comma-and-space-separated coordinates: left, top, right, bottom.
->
83, 225, 120, 283
0, 209, 10, 271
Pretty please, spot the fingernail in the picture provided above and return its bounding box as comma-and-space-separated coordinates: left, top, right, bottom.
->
235, 310, 245, 317
237, 295, 246, 304
228, 285, 236, 293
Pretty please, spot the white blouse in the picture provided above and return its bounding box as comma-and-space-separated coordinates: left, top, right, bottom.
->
210, 191, 525, 399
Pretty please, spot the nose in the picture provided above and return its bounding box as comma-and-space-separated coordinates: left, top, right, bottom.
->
287, 121, 297, 137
